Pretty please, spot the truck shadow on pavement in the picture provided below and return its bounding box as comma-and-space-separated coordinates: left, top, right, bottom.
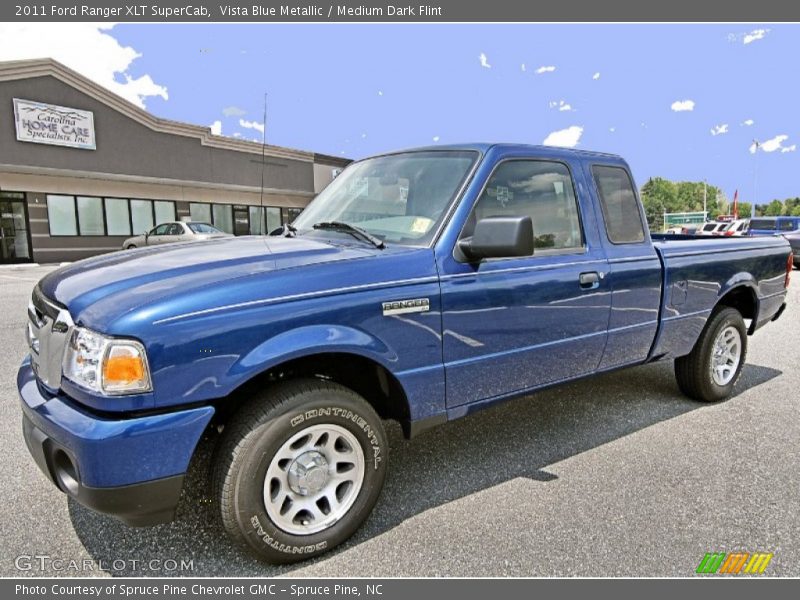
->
69, 360, 781, 576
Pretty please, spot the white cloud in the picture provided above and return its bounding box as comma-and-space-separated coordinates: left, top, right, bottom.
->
710, 124, 729, 136
239, 118, 264, 134
209, 120, 222, 135
432, 136, 440, 142
592, 72, 601, 80
609, 127, 616, 132
361, 133, 367, 139
750, 134, 796, 154
742, 119, 754, 126
549, 100, 573, 112
377, 90, 383, 96
479, 52, 491, 69
535, 65, 556, 74
0, 23, 167, 109
222, 106, 246, 117
542, 126, 583, 148
521, 63, 526, 72
743, 29, 769, 44
671, 99, 695, 112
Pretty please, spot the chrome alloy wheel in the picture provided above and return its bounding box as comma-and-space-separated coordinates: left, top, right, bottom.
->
263, 424, 365, 535
710, 325, 742, 386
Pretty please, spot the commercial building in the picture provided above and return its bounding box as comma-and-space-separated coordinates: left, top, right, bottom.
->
0, 59, 350, 264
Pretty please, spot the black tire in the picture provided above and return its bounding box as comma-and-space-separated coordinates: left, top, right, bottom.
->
212, 379, 388, 564
674, 307, 748, 402
126, 244, 137, 249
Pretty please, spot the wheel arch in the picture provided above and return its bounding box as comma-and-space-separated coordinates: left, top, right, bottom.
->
715, 282, 760, 334
215, 326, 414, 436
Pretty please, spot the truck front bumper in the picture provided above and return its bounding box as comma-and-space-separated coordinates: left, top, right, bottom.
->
18, 357, 214, 526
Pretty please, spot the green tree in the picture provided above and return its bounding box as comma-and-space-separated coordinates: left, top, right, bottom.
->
764, 200, 784, 216
735, 202, 752, 218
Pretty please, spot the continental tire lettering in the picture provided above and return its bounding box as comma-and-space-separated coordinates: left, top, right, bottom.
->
290, 406, 383, 470
250, 515, 327, 554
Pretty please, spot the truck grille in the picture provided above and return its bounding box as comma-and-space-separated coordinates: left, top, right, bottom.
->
27, 286, 73, 392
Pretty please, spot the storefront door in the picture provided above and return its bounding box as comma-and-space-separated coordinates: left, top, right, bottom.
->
0, 193, 32, 264
233, 205, 250, 236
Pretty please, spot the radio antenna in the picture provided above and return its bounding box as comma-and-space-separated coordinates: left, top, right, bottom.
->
258, 92, 267, 234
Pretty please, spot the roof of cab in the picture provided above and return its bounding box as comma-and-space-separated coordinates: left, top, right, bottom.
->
395, 142, 624, 161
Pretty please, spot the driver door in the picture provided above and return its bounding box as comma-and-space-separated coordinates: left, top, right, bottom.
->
438, 157, 611, 408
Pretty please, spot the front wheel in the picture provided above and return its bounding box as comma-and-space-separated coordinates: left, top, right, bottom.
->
213, 379, 388, 564
674, 307, 747, 402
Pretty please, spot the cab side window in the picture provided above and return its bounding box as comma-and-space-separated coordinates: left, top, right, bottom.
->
153, 224, 171, 235
167, 224, 183, 235
592, 165, 646, 244
470, 160, 584, 252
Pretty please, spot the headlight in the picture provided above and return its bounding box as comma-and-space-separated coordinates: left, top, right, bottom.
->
63, 327, 152, 395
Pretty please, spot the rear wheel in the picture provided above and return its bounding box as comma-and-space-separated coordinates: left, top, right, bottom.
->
125, 244, 137, 249
674, 307, 747, 402
213, 379, 387, 563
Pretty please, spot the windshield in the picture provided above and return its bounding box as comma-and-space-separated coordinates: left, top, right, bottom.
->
292, 150, 478, 246
188, 222, 222, 234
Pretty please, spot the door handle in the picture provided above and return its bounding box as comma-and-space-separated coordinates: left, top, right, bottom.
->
579, 271, 600, 289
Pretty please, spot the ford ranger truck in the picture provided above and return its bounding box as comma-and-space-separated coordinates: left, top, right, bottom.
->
19, 144, 791, 563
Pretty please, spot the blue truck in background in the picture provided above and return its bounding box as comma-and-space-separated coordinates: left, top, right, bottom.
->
19, 144, 792, 563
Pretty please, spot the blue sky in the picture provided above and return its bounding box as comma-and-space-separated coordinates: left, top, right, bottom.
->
3, 24, 798, 202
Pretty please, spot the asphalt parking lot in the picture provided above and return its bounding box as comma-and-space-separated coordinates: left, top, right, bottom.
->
1, 264, 798, 577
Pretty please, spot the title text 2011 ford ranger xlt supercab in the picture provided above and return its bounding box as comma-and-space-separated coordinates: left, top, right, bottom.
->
19, 144, 791, 563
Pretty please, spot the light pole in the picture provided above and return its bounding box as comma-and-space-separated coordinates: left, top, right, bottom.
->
703, 179, 707, 220
752, 139, 760, 218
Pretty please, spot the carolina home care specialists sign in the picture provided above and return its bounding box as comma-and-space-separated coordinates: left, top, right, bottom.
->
13, 99, 96, 150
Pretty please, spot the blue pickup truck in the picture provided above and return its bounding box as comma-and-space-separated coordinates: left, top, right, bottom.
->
19, 144, 791, 563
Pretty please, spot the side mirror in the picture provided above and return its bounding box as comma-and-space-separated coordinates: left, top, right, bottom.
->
458, 216, 534, 261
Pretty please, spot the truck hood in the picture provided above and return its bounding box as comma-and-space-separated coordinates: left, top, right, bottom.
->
38, 235, 416, 329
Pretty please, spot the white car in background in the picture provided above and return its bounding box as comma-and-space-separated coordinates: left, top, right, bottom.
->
698, 221, 728, 236
720, 219, 749, 237
122, 221, 231, 249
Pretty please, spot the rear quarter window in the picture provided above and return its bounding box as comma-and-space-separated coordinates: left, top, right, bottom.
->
592, 165, 646, 244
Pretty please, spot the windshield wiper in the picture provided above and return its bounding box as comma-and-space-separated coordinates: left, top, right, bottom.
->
312, 221, 385, 249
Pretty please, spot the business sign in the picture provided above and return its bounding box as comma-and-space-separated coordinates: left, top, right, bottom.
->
13, 98, 96, 150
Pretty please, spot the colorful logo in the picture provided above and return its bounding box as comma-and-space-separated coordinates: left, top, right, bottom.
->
696, 552, 774, 575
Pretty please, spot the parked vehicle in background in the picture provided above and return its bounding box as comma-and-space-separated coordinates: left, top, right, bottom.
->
721, 219, 749, 237
19, 144, 791, 564
784, 229, 800, 268
680, 224, 700, 235
749, 216, 800, 236
122, 221, 231, 249
699, 222, 728, 236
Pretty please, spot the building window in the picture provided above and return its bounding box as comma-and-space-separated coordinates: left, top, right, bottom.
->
47, 195, 78, 236
249, 206, 265, 235
105, 198, 132, 236
131, 199, 154, 235
249, 206, 284, 234
189, 202, 212, 223
266, 207, 282, 233
154, 201, 176, 224
213, 204, 234, 233
76, 196, 105, 235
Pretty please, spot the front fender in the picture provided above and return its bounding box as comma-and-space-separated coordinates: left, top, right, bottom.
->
230, 324, 398, 380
